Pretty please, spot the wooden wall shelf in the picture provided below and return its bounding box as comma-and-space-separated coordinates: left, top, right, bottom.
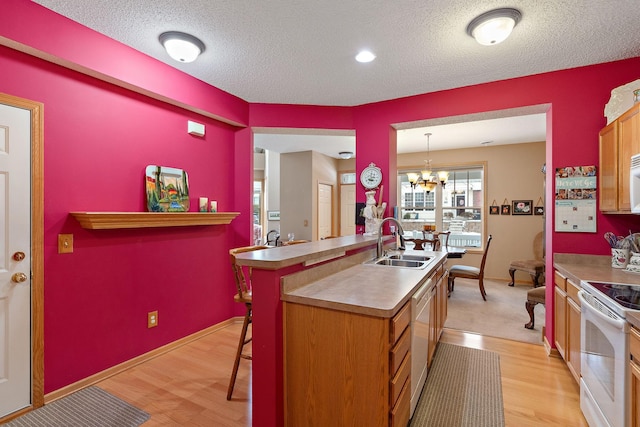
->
70, 212, 240, 229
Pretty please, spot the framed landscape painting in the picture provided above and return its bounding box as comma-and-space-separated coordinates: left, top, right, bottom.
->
145, 165, 190, 212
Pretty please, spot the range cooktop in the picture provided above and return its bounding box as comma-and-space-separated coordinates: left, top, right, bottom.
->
581, 281, 640, 317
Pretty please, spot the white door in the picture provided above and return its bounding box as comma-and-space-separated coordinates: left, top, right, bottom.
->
318, 183, 332, 239
340, 184, 356, 236
0, 103, 32, 417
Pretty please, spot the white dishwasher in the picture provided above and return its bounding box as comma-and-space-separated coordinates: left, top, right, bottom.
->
410, 278, 433, 417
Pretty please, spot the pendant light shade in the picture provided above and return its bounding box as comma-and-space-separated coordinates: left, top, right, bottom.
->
159, 31, 206, 63
467, 8, 521, 46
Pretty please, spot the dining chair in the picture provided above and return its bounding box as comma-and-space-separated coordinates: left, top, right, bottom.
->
447, 235, 493, 300
227, 245, 269, 400
405, 238, 429, 250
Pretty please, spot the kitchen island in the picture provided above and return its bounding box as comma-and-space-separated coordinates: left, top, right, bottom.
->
234, 235, 448, 427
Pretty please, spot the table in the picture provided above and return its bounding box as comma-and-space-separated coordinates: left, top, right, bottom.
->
448, 232, 481, 247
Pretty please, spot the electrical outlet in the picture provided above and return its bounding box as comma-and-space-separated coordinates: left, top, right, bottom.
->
58, 234, 73, 254
147, 310, 158, 328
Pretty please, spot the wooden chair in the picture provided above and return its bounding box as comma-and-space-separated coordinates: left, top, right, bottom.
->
447, 235, 493, 300
508, 232, 545, 288
525, 286, 546, 329
405, 238, 429, 250
227, 245, 269, 400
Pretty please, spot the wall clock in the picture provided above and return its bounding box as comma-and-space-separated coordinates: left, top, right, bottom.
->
360, 162, 383, 189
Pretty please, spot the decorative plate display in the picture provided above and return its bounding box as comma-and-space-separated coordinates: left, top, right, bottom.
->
145, 165, 190, 212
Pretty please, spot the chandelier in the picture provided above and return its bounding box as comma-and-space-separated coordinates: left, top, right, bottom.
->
407, 133, 449, 192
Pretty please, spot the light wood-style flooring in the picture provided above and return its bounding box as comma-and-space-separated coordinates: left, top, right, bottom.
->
96, 323, 587, 426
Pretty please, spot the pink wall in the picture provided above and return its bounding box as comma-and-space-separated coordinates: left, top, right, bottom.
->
3, 0, 640, 410
0, 44, 246, 392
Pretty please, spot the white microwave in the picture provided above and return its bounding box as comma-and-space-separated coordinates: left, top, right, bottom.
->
631, 153, 640, 213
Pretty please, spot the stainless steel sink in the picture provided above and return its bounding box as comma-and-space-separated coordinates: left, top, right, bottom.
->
364, 255, 430, 269
387, 254, 432, 262
374, 259, 426, 268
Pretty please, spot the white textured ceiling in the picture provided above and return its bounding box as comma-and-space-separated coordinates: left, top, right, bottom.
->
31, 0, 639, 157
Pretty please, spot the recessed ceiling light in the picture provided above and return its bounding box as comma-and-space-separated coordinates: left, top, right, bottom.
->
355, 50, 376, 63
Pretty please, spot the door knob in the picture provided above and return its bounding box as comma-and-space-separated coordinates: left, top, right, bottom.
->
13, 252, 25, 261
12, 272, 27, 283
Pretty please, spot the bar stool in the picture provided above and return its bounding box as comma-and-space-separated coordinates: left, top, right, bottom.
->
227, 245, 269, 400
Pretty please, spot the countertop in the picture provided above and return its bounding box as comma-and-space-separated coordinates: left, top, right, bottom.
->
282, 249, 448, 318
235, 235, 448, 318
553, 253, 640, 286
234, 234, 387, 270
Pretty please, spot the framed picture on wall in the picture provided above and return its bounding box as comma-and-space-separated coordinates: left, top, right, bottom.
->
512, 200, 533, 215
501, 204, 511, 215
535, 206, 545, 215
489, 205, 500, 215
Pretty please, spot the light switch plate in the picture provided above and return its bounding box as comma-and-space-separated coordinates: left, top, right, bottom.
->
58, 234, 73, 254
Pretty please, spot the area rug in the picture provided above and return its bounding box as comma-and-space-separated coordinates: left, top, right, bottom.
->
410, 342, 504, 427
445, 278, 545, 345
5, 386, 149, 426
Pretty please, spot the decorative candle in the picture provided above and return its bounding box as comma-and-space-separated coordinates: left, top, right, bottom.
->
210, 201, 217, 212
199, 197, 208, 212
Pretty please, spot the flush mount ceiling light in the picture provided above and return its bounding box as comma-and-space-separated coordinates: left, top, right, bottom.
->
466, 8, 522, 46
159, 31, 206, 63
338, 151, 354, 159
355, 50, 376, 63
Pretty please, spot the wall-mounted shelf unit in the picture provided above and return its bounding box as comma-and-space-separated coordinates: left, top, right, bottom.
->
70, 212, 240, 229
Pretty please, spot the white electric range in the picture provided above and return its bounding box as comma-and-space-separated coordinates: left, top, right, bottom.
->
579, 280, 640, 427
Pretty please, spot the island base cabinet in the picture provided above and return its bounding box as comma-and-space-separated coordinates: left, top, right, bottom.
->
283, 301, 410, 427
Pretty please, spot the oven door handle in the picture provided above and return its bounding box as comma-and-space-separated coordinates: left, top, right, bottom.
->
578, 290, 626, 330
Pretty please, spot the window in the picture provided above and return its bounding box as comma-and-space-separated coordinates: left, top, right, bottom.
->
399, 165, 485, 248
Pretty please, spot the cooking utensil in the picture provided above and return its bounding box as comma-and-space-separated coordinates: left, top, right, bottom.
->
605, 232, 619, 248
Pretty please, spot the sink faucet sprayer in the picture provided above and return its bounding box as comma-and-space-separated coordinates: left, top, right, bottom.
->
376, 217, 406, 259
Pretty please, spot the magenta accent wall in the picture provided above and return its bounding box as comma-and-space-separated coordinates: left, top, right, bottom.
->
0, 44, 246, 392
2, 0, 248, 127
3, 0, 640, 412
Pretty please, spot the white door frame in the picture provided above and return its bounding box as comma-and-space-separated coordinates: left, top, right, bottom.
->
0, 93, 44, 420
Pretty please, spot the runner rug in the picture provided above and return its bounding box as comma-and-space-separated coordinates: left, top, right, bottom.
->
410, 342, 505, 427
5, 386, 149, 426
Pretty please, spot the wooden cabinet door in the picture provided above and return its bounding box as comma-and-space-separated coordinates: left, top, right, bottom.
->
427, 286, 438, 367
631, 361, 640, 427
567, 297, 581, 383
554, 286, 567, 360
619, 104, 640, 211
599, 121, 619, 212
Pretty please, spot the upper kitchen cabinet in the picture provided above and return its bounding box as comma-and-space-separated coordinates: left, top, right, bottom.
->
599, 103, 640, 213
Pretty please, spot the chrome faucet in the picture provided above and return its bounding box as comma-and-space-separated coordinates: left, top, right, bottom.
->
376, 217, 406, 259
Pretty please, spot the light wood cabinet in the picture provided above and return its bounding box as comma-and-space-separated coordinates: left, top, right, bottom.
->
436, 269, 448, 341
554, 271, 567, 360
553, 270, 581, 384
630, 326, 640, 426
283, 300, 411, 427
283, 261, 448, 427
599, 103, 640, 213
